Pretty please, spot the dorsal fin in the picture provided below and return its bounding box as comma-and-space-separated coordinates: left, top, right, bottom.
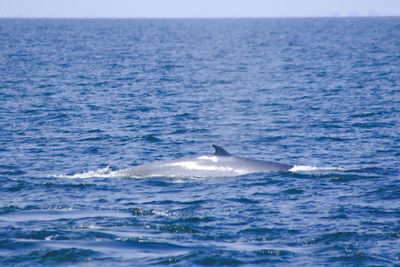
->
212, 145, 231, 156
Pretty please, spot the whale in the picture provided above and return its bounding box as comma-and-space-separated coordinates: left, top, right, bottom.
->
118, 145, 293, 178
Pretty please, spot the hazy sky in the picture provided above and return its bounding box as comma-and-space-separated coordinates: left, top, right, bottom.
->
1, 0, 399, 18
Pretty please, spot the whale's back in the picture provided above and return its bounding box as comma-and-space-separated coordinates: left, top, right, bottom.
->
119, 155, 292, 178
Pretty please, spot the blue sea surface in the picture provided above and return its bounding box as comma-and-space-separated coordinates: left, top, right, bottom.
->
0, 18, 399, 266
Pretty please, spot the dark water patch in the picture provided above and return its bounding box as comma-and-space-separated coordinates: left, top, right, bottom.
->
248, 179, 281, 187
172, 129, 188, 134
177, 216, 215, 223
0, 238, 37, 251
2, 180, 29, 192
79, 136, 106, 142
181, 200, 207, 206
0, 205, 39, 215
44, 181, 96, 189
87, 129, 104, 133
143, 134, 162, 142
8, 248, 101, 265
174, 112, 199, 120
142, 179, 176, 187
0, 205, 21, 214
352, 122, 395, 128
195, 252, 243, 266
228, 197, 260, 204
329, 174, 379, 182
157, 224, 200, 234
84, 146, 101, 154
238, 227, 299, 241
362, 206, 400, 217
325, 207, 349, 220
0, 168, 26, 176
127, 106, 155, 113
315, 136, 351, 142
310, 123, 344, 129
283, 188, 304, 194
129, 207, 157, 216
370, 185, 400, 200
350, 112, 383, 118
259, 135, 286, 142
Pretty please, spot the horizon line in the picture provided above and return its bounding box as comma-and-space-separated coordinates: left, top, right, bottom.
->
1, 15, 399, 19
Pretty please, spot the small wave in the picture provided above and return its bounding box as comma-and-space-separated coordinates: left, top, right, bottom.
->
55, 167, 119, 179
289, 165, 346, 172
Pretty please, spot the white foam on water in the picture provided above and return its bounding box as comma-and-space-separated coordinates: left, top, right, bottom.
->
55, 166, 120, 179
289, 165, 346, 172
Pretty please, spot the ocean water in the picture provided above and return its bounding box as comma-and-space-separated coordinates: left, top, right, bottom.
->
0, 18, 399, 266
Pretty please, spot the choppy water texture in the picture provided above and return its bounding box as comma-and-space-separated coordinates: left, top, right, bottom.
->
1, 18, 400, 266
